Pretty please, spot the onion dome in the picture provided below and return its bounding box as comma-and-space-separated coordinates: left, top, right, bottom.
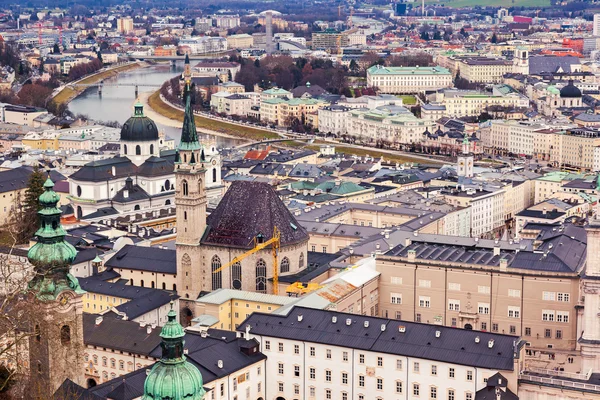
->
27, 176, 83, 301
142, 304, 205, 400
120, 102, 159, 142
560, 80, 581, 98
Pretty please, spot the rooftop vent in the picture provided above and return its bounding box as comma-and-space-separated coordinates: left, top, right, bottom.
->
298, 314, 303, 322
399, 325, 406, 333
332, 316, 337, 323
488, 339, 495, 349
217, 360, 223, 369
435, 330, 441, 338
364, 321, 370, 328
346, 318, 352, 326
381, 324, 386, 331
475, 336, 480, 343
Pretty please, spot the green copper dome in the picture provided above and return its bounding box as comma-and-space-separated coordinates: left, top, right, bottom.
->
142, 304, 205, 400
27, 175, 83, 301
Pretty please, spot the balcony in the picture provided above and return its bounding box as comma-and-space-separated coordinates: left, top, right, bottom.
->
519, 368, 600, 393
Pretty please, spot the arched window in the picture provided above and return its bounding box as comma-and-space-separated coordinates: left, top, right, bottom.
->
119, 360, 124, 370
198, 179, 202, 194
102, 371, 108, 381
280, 257, 290, 273
76, 185, 82, 197
256, 259, 267, 293
182, 180, 189, 196
134, 205, 140, 211
299, 253, 305, 269
77, 206, 82, 219
150, 144, 154, 154
102, 357, 107, 367
130, 278, 134, 285
173, 284, 177, 291
165, 199, 171, 206
162, 282, 166, 290
34, 324, 41, 342
92, 355, 98, 365
212, 167, 217, 183
140, 279, 144, 287
165, 179, 171, 190
231, 262, 242, 290
60, 325, 71, 345
212, 255, 222, 290
184, 211, 187, 221
123, 144, 128, 155
135, 145, 141, 155
151, 281, 155, 288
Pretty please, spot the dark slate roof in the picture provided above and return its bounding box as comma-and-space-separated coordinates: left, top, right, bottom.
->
516, 209, 565, 219
73, 248, 100, 264
112, 183, 150, 203
385, 242, 516, 266
202, 181, 308, 249
69, 157, 138, 182
529, 56, 581, 75
291, 83, 327, 98
106, 244, 176, 274
191, 76, 219, 86
115, 290, 176, 320
54, 379, 103, 400
137, 156, 174, 177
83, 313, 162, 355
264, 149, 316, 163
0, 167, 64, 194
90, 330, 266, 399
82, 206, 119, 220
105, 380, 142, 400
239, 306, 519, 371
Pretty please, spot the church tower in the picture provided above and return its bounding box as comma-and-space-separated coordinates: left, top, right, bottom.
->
581, 200, 600, 371
175, 82, 207, 314
513, 46, 529, 75
142, 303, 205, 400
27, 175, 86, 393
457, 133, 474, 185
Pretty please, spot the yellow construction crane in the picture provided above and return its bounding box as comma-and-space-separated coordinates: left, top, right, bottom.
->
212, 227, 281, 295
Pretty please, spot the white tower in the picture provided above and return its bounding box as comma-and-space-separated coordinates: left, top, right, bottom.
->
513, 46, 529, 75
457, 133, 474, 184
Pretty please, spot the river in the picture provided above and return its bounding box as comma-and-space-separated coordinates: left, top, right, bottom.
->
68, 62, 243, 148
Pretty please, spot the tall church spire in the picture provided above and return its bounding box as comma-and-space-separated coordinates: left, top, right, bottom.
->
28, 175, 83, 300
142, 303, 205, 400
27, 173, 86, 393
178, 84, 201, 153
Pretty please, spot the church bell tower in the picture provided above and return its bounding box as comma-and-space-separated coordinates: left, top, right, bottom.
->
27, 175, 86, 394
175, 82, 207, 317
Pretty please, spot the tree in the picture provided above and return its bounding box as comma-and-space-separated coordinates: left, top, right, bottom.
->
96, 50, 103, 64
491, 33, 498, 43
12, 167, 45, 245
420, 30, 430, 41
38, 59, 44, 75
433, 30, 442, 40
349, 59, 359, 74
52, 43, 60, 54
460, 27, 469, 38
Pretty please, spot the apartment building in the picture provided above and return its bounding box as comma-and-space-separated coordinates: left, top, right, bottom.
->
241, 306, 523, 400
311, 29, 350, 50
116, 17, 133, 34
346, 106, 434, 144
549, 128, 600, 170
260, 97, 327, 126
432, 90, 529, 118
455, 57, 514, 83
443, 187, 506, 238
366, 65, 453, 94
377, 223, 584, 370
318, 105, 351, 136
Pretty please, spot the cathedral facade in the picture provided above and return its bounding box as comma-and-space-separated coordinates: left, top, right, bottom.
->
174, 83, 309, 323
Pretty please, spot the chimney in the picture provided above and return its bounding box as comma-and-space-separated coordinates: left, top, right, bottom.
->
542, 207, 547, 215
95, 316, 103, 325
146, 325, 152, 335
493, 246, 500, 256
405, 238, 412, 247
499, 258, 508, 271
407, 249, 416, 262
245, 324, 251, 340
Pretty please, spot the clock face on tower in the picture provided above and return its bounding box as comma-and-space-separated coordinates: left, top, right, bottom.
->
57, 292, 73, 310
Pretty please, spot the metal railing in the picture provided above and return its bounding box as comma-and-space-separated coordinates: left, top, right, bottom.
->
525, 367, 592, 381
519, 373, 600, 392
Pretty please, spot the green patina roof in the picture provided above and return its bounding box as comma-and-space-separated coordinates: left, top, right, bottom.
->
177, 84, 201, 153
27, 175, 83, 301
143, 303, 205, 400
316, 181, 369, 195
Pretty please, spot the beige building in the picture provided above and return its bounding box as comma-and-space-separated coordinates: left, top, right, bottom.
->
117, 17, 134, 34
226, 33, 253, 49
311, 30, 350, 50
455, 57, 513, 83
375, 227, 583, 371
260, 97, 327, 126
